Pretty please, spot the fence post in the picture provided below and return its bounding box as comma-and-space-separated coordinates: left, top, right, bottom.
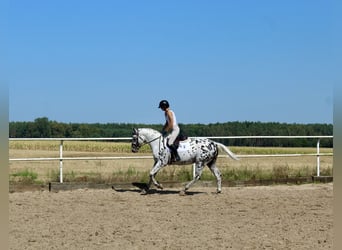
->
59, 140, 64, 183
316, 139, 320, 177
193, 163, 196, 178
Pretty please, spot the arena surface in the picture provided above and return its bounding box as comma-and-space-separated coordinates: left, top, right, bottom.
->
9, 183, 332, 250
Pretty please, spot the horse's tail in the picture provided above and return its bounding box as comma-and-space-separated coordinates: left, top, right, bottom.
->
215, 142, 239, 161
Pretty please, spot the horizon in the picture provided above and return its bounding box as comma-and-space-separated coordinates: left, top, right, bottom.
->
9, 117, 333, 126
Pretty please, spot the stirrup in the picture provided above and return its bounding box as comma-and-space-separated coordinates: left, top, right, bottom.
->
172, 153, 181, 162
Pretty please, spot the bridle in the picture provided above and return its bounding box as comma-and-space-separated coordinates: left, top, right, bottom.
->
132, 129, 162, 152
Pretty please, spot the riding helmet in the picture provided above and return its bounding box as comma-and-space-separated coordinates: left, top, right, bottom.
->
158, 100, 169, 109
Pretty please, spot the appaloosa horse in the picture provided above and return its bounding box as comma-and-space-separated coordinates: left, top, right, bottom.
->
131, 128, 238, 195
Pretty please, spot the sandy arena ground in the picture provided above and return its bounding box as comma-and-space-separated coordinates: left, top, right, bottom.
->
9, 183, 332, 250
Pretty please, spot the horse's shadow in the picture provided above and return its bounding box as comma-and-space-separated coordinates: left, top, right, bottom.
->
112, 183, 204, 196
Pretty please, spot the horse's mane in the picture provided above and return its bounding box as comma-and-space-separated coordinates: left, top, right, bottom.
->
139, 128, 161, 136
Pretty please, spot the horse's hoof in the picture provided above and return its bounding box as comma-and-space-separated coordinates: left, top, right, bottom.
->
217, 190, 222, 194
140, 189, 148, 195
179, 190, 187, 196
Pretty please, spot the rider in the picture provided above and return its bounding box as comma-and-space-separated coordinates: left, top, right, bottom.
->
158, 100, 181, 162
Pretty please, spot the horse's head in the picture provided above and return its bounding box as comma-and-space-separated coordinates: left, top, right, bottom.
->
132, 128, 162, 153
131, 128, 142, 153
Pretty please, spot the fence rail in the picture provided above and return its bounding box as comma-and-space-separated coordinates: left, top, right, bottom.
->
9, 136, 333, 183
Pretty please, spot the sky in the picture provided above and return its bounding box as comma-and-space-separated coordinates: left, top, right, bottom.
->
7, 1, 338, 125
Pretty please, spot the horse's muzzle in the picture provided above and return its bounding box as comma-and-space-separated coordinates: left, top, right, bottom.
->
131, 145, 139, 153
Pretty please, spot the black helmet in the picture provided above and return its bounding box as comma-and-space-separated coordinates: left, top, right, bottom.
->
158, 100, 169, 109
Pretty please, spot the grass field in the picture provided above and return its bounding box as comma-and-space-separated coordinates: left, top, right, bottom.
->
9, 141, 333, 184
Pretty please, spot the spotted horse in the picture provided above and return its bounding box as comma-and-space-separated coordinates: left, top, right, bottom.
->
131, 128, 239, 195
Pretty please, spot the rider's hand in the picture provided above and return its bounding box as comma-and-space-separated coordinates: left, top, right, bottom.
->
161, 130, 167, 137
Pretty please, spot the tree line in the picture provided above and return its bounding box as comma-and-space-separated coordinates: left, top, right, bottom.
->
9, 117, 333, 147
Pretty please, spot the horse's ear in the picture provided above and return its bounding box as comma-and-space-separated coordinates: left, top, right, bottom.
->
132, 128, 138, 134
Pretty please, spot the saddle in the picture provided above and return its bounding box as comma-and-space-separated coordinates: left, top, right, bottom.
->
166, 133, 188, 163
173, 133, 188, 149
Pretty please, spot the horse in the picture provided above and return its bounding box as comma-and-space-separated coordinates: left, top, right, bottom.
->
131, 128, 238, 195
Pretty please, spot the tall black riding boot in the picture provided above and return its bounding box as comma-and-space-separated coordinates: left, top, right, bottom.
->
170, 144, 181, 162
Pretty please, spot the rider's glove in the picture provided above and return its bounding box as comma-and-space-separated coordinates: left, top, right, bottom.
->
161, 130, 167, 137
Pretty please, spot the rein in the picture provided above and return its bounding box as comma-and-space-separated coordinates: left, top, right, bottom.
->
144, 135, 161, 145
138, 134, 162, 147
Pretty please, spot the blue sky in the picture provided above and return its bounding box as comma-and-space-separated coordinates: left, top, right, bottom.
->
8, 1, 337, 124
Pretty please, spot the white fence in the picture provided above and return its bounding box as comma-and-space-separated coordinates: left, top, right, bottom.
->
9, 136, 333, 183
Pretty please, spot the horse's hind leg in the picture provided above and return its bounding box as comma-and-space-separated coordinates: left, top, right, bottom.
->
183, 162, 204, 194
208, 162, 222, 193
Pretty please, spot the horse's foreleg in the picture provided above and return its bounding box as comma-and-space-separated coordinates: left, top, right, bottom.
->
208, 163, 222, 193
149, 161, 164, 190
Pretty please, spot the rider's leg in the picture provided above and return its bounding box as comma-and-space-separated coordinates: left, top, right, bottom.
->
168, 127, 180, 161
169, 144, 180, 161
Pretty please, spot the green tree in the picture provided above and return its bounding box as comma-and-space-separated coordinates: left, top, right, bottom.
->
33, 117, 51, 137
